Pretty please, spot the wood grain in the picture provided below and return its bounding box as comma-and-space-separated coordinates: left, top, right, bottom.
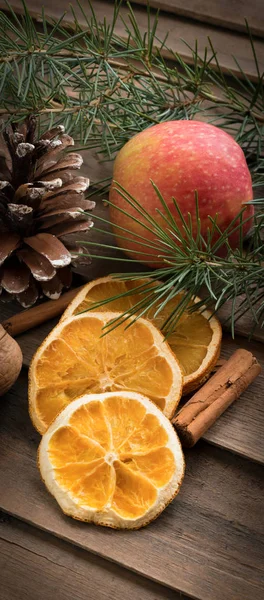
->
132, 0, 264, 38
0, 514, 184, 600
0, 371, 263, 600
1, 201, 263, 463
1, 287, 84, 337
1, 241, 263, 465
173, 349, 262, 448
202, 336, 264, 462
1, 193, 263, 344
0, 296, 263, 462
1, 0, 263, 79
0, 6, 262, 597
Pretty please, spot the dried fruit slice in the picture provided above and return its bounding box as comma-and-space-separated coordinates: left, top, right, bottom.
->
38, 391, 185, 529
62, 276, 222, 393
29, 311, 183, 433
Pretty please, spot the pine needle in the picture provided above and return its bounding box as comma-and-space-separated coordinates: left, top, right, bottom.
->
0, 1, 263, 181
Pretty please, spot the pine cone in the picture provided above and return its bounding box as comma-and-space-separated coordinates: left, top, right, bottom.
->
0, 117, 94, 307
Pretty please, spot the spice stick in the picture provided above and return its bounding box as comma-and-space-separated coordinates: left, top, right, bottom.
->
1, 286, 84, 337
172, 349, 261, 447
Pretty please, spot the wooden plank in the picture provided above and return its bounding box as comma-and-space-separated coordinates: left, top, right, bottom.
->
202, 335, 264, 463
0, 190, 263, 344
132, 0, 264, 38
2, 278, 264, 346
1, 0, 263, 79
0, 200, 263, 463
0, 371, 263, 600
0, 514, 184, 600
1, 199, 263, 466
1, 316, 263, 463
21, 321, 258, 462
219, 305, 264, 344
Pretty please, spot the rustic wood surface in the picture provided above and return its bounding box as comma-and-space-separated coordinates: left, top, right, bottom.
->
0, 371, 263, 600
1, 297, 263, 464
2, 193, 264, 342
0, 513, 185, 600
132, 0, 264, 38
1, 195, 264, 465
0, 3, 263, 599
173, 349, 262, 449
1, 193, 264, 340
1, 0, 263, 79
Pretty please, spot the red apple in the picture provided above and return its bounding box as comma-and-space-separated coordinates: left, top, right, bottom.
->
109, 120, 253, 266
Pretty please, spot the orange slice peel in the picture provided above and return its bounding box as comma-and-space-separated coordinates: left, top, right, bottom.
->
62, 275, 222, 394
29, 311, 183, 434
38, 391, 185, 529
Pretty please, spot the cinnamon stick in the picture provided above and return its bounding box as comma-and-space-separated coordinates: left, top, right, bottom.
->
1, 286, 84, 337
172, 349, 261, 447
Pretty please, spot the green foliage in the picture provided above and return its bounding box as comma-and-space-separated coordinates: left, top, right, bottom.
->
0, 0, 263, 182
83, 184, 264, 336
0, 1, 263, 332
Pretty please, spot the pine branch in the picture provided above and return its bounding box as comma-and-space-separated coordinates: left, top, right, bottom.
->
81, 184, 264, 336
0, 1, 263, 183
0, 1, 263, 332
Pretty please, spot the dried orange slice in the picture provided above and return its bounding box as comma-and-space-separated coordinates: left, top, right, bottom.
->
62, 276, 222, 394
29, 312, 183, 434
38, 391, 185, 529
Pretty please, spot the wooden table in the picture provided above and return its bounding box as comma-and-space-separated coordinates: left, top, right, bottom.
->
0, 335, 264, 600
0, 195, 264, 600
0, 1, 264, 598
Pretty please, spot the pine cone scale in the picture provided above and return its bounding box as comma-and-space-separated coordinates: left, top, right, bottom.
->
24, 233, 72, 268
16, 280, 38, 308
2, 260, 30, 294
7, 204, 34, 234
40, 125, 65, 141
40, 176, 90, 193
0, 117, 94, 306
14, 183, 35, 202
57, 266, 72, 288
37, 211, 87, 230
35, 153, 83, 180
46, 220, 93, 238
0, 233, 20, 265
39, 197, 95, 215
34, 135, 74, 173
17, 248, 56, 282
41, 273, 63, 299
